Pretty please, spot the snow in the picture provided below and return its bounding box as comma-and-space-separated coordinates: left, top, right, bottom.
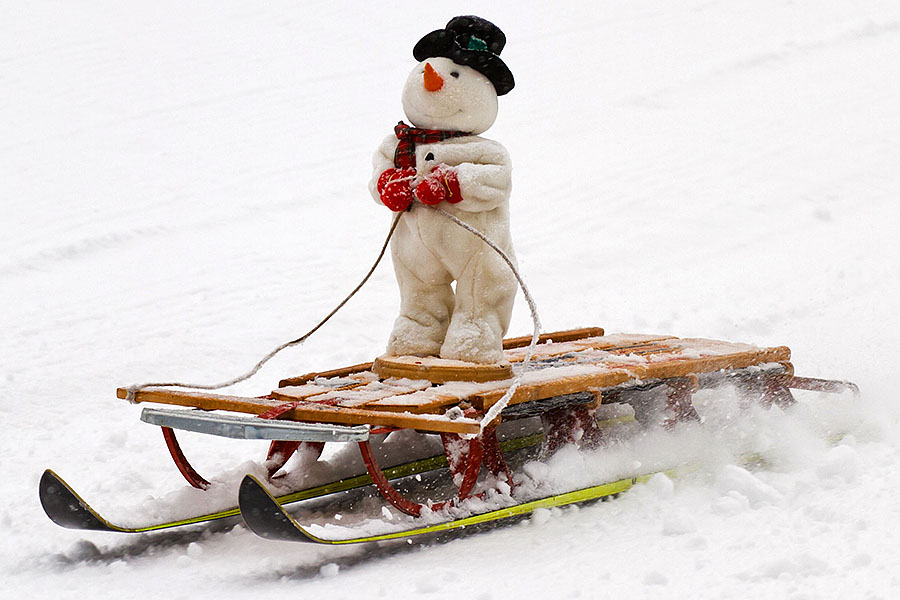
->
3, 1, 900, 598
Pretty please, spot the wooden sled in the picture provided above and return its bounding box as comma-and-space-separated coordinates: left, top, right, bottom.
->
119, 326, 857, 516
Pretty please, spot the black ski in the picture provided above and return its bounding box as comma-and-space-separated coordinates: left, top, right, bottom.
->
238, 470, 672, 545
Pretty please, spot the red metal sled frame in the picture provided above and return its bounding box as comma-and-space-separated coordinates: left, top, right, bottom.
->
161, 427, 210, 490
359, 428, 515, 517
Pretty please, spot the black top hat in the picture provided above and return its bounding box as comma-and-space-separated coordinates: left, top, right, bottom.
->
413, 15, 515, 96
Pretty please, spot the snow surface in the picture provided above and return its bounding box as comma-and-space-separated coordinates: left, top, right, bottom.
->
3, 1, 900, 598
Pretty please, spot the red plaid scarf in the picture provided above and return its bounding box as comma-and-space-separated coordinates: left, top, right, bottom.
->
393, 121, 469, 169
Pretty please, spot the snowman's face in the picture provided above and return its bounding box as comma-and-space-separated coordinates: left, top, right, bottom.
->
401, 57, 498, 135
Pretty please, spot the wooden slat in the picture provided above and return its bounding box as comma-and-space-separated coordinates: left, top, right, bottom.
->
118, 387, 479, 435
471, 344, 792, 410
117, 388, 283, 414
364, 390, 465, 414
273, 380, 430, 408
372, 355, 512, 383
606, 342, 676, 355
470, 369, 635, 411
563, 333, 675, 351
278, 362, 374, 388
283, 402, 480, 435
267, 380, 368, 403
626, 346, 792, 382
505, 334, 676, 362
501, 326, 605, 350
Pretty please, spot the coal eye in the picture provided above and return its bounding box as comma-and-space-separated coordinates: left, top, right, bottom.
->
450, 71, 460, 78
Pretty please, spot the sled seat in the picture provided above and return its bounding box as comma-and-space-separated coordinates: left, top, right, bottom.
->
118, 327, 792, 436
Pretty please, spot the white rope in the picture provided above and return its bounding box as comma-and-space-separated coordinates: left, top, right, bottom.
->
123, 211, 404, 403
421, 204, 542, 433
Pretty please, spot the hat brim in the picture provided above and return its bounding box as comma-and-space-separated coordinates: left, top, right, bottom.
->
414, 30, 515, 96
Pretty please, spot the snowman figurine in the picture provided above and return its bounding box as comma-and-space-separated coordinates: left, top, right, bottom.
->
370, 15, 517, 365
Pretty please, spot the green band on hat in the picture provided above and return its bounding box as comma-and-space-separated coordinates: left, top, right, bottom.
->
467, 36, 488, 52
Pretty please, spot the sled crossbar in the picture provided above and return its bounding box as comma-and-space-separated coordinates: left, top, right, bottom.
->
141, 407, 371, 442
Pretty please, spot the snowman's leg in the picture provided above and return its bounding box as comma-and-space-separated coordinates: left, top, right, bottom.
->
387, 256, 455, 357
441, 250, 516, 364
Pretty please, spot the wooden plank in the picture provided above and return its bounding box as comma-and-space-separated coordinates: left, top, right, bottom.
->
505, 334, 677, 363
626, 346, 792, 382
118, 387, 480, 435
364, 389, 466, 414
606, 342, 676, 355
372, 355, 512, 383
273, 380, 431, 408
469, 368, 636, 410
278, 362, 374, 388
565, 333, 676, 351
267, 380, 369, 403
117, 388, 283, 414
501, 326, 605, 350
283, 402, 481, 435
471, 344, 792, 410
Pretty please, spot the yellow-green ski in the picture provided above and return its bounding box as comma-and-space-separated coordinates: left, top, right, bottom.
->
40, 418, 635, 535
38, 432, 551, 533
238, 467, 679, 545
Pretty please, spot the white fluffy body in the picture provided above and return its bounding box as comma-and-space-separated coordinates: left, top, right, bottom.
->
370, 57, 517, 363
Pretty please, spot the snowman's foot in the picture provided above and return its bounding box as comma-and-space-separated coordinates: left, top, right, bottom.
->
386, 317, 444, 358
440, 321, 505, 365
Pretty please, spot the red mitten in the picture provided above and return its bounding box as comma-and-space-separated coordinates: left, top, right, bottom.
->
377, 168, 411, 194
415, 176, 446, 205
437, 165, 462, 204
415, 166, 463, 206
377, 167, 415, 212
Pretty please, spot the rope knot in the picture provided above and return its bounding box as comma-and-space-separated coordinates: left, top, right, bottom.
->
124, 385, 140, 404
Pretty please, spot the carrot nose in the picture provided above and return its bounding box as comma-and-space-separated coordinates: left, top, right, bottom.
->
423, 62, 444, 92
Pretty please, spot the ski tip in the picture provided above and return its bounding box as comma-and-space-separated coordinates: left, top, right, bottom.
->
238, 474, 323, 543
39, 469, 72, 521
39, 469, 64, 509
40, 468, 62, 486
240, 475, 290, 538
238, 474, 270, 505
39, 469, 117, 532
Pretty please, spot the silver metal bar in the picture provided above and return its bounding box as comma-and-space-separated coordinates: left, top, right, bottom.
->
786, 376, 860, 396
140, 408, 370, 442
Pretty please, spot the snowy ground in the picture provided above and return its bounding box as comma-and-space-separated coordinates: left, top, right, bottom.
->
3, 1, 900, 598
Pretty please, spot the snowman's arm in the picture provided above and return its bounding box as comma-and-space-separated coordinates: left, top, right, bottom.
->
447, 140, 512, 213
369, 135, 398, 205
